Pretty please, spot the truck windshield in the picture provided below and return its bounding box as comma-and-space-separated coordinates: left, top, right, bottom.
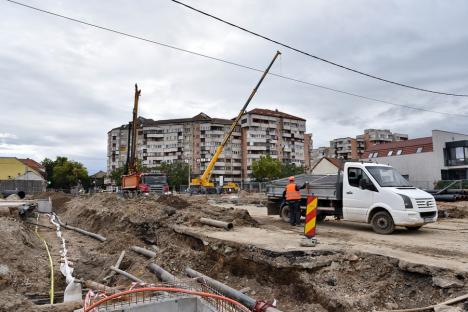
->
365, 166, 411, 187
142, 175, 167, 185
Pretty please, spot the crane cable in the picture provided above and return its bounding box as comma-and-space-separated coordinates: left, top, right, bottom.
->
34, 213, 55, 304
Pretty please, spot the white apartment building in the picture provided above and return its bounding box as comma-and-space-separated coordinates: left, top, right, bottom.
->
330, 129, 408, 160
239, 108, 311, 180
107, 108, 312, 184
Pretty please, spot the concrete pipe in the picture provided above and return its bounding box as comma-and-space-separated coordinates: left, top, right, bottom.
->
130, 246, 156, 258
200, 217, 233, 230
110, 266, 144, 283
186, 267, 282, 312
147, 263, 177, 282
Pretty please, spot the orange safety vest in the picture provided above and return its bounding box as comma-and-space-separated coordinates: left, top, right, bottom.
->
285, 183, 301, 200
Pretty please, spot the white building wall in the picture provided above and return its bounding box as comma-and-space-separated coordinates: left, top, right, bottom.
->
432, 129, 468, 173
369, 152, 439, 189
311, 159, 340, 175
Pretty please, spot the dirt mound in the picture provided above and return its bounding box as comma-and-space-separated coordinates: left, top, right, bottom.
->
437, 201, 468, 218
0, 217, 49, 311
156, 194, 188, 209
60, 193, 257, 245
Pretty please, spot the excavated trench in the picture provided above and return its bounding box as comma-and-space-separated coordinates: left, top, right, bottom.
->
159, 230, 468, 312
14, 194, 466, 312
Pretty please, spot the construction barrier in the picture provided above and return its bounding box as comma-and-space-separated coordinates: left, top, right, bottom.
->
304, 195, 317, 239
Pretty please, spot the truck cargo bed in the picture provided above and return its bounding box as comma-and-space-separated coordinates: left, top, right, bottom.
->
266, 173, 342, 201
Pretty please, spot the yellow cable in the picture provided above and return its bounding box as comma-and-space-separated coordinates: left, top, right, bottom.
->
34, 214, 54, 304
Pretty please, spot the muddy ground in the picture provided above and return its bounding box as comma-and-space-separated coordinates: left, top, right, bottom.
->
1, 193, 468, 311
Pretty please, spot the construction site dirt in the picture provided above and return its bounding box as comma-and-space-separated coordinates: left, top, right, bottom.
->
1, 193, 468, 311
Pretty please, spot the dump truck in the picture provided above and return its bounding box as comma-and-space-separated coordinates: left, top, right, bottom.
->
266, 162, 438, 234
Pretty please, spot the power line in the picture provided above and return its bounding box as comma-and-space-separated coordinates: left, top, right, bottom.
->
171, 0, 468, 98
4, 0, 468, 118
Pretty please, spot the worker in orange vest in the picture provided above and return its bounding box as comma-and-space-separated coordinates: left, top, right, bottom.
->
282, 176, 308, 226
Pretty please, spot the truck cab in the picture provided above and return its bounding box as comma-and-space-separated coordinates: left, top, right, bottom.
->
266, 162, 438, 234
140, 173, 169, 194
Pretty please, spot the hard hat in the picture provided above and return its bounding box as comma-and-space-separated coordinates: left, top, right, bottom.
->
288, 176, 295, 181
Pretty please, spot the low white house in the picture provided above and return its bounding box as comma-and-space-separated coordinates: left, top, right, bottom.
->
362, 130, 468, 189
310, 157, 343, 175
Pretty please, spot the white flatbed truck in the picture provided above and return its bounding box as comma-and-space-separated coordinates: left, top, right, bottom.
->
266, 162, 438, 234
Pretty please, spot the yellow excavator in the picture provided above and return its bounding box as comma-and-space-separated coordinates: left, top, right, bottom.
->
190, 51, 281, 193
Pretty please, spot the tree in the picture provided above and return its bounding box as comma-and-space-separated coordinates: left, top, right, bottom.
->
159, 162, 189, 188
110, 166, 127, 186
251, 155, 281, 181
279, 163, 304, 178
41, 157, 89, 189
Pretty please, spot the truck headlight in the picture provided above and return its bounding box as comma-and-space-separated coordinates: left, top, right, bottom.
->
399, 194, 413, 209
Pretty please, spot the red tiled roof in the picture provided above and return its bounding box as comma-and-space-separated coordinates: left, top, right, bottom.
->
247, 108, 305, 121
311, 157, 344, 171
362, 137, 433, 158
19, 158, 46, 177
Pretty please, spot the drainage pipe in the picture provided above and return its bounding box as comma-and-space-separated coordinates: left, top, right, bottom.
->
55, 215, 106, 242
84, 280, 118, 293
185, 267, 282, 312
110, 266, 144, 283
200, 218, 233, 230
131, 246, 156, 258
103, 250, 126, 282
147, 263, 177, 282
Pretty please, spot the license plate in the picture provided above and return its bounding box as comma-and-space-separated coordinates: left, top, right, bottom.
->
424, 217, 435, 223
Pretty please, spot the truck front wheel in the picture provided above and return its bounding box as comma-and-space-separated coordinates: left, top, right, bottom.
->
371, 211, 395, 234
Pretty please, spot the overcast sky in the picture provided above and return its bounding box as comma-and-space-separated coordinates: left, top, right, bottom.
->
1, 0, 468, 173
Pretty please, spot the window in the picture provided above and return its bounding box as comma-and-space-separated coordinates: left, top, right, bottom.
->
455, 147, 465, 160
368, 153, 373, 159
396, 149, 402, 155
348, 167, 372, 188
372, 152, 379, 158
387, 151, 393, 156
366, 166, 411, 187
416, 147, 423, 153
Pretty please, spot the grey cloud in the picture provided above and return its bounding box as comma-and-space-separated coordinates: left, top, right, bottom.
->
1, 0, 468, 172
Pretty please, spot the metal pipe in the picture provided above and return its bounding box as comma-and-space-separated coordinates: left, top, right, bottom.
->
200, 217, 233, 230
110, 266, 144, 283
433, 194, 458, 202
147, 263, 177, 282
130, 246, 156, 258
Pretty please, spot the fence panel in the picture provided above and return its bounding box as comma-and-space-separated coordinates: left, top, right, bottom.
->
0, 180, 46, 194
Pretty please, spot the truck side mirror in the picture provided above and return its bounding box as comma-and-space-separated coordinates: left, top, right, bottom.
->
359, 179, 376, 191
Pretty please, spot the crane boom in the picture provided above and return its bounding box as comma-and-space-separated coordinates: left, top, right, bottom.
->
128, 84, 141, 174
195, 51, 281, 187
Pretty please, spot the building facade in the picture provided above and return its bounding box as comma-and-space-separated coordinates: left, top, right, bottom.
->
239, 109, 310, 180
330, 129, 408, 160
107, 109, 311, 184
361, 130, 468, 189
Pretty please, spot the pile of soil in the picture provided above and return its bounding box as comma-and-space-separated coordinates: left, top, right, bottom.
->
437, 201, 468, 218
0, 217, 49, 311
156, 194, 189, 209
